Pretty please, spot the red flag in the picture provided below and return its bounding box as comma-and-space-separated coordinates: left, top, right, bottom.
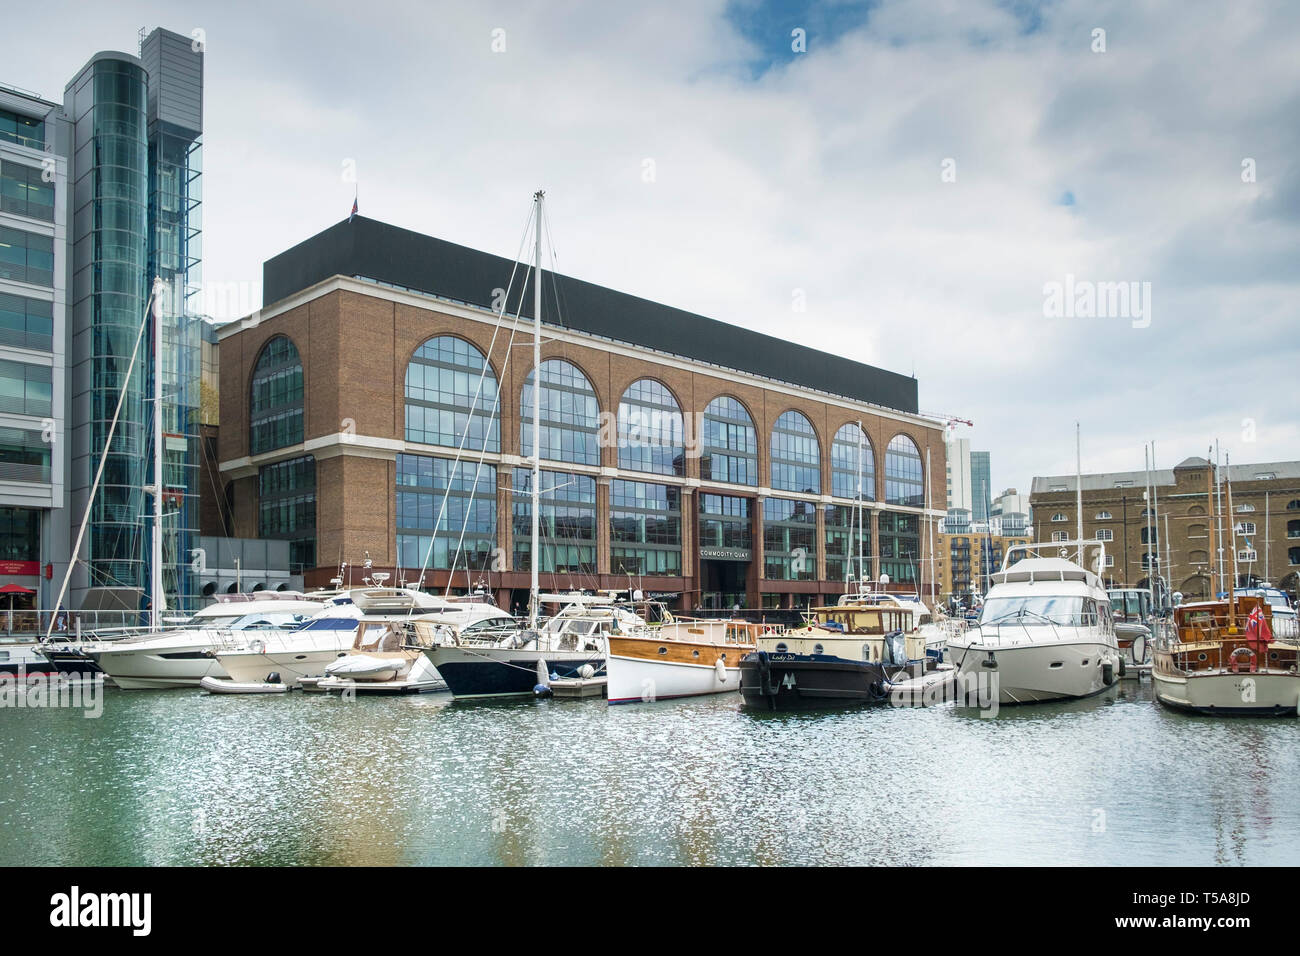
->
349, 197, 358, 222
1245, 605, 1273, 652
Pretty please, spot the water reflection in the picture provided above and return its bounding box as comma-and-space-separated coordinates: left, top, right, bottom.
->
1, 681, 1297, 866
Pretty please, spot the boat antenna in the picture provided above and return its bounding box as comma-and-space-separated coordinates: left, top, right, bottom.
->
45, 280, 160, 642
1075, 422, 1083, 563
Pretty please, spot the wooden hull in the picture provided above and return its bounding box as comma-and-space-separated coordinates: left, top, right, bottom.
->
607, 635, 751, 703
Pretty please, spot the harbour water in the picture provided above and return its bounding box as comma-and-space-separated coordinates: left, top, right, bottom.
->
2, 681, 1296, 866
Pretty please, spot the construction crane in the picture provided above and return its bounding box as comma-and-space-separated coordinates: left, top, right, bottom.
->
921, 412, 974, 434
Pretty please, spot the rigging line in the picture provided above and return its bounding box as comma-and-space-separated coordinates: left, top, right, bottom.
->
442, 211, 539, 598
411, 204, 534, 605
46, 282, 159, 642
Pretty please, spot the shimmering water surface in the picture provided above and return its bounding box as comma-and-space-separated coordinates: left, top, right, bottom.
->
2, 680, 1297, 866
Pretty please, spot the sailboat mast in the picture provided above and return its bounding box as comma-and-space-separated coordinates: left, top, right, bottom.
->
926, 446, 935, 607
1206, 447, 1216, 604
151, 277, 165, 631
856, 420, 864, 591
529, 191, 544, 629
1226, 453, 1238, 629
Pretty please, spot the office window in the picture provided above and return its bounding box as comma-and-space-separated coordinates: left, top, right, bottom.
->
610, 479, 681, 576
770, 411, 820, 494
520, 359, 599, 466
763, 497, 817, 581
0, 226, 54, 286
512, 468, 596, 573
884, 434, 923, 507
249, 335, 304, 455
0, 359, 52, 416
0, 427, 50, 483
701, 396, 757, 486
0, 292, 53, 351
831, 423, 874, 500
405, 335, 499, 451
396, 454, 496, 573
617, 379, 683, 476
0, 108, 44, 150
0, 162, 54, 221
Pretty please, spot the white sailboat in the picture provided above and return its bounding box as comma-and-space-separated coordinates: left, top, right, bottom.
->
417, 192, 624, 699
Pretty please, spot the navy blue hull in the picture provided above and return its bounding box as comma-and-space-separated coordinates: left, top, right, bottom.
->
739, 650, 893, 711
437, 656, 606, 699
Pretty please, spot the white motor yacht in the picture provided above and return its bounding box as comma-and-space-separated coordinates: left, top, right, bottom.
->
84, 594, 325, 689
946, 542, 1122, 704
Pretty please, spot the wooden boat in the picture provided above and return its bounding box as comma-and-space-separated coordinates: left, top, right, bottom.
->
606, 617, 761, 703
1152, 596, 1299, 715
737, 600, 940, 710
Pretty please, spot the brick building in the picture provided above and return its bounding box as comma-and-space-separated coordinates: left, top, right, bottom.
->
215, 216, 948, 611
1030, 456, 1300, 599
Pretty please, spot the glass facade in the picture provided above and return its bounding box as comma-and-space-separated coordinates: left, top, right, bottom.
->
885, 434, 924, 507
0, 225, 54, 286
763, 497, 817, 581
512, 468, 596, 573
770, 411, 820, 494
0, 360, 52, 416
879, 511, 920, 583
824, 504, 870, 584
831, 422, 874, 500
0, 107, 45, 150
0, 292, 53, 351
0, 161, 55, 221
520, 359, 599, 465
701, 396, 756, 486
396, 453, 497, 574
698, 493, 751, 553
249, 335, 304, 454
610, 479, 681, 576
74, 58, 151, 595
617, 379, 683, 476
405, 335, 499, 451
148, 88, 204, 607
0, 426, 51, 483
257, 456, 317, 573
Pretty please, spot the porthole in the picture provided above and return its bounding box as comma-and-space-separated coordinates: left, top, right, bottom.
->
813, 644, 825, 655
775, 642, 788, 653
692, 650, 700, 658
1049, 662, 1063, 669
658, 647, 668, 655
1081, 659, 1090, 666
1198, 653, 1207, 661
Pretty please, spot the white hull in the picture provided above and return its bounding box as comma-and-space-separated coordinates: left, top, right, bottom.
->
607, 653, 740, 703
1152, 667, 1300, 715
217, 645, 352, 686
949, 637, 1118, 703
199, 675, 290, 695
90, 639, 230, 689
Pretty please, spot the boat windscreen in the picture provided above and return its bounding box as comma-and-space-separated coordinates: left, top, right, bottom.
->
980, 596, 1090, 627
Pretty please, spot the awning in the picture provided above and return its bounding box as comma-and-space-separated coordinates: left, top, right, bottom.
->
0, 583, 35, 594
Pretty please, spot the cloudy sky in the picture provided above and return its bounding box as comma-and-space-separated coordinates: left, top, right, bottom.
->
7, 0, 1298, 495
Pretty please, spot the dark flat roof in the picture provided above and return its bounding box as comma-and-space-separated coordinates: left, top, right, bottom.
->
262, 216, 919, 414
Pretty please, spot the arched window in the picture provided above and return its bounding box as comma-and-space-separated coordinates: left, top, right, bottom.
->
1188, 504, 1207, 516
1189, 550, 1209, 564
1141, 552, 1157, 570
405, 336, 499, 452
1095, 528, 1113, 541
1188, 523, 1208, 537
1051, 513, 1067, 523
1236, 503, 1256, 513
1095, 511, 1113, 520
617, 379, 683, 476
520, 359, 600, 465
770, 411, 820, 494
830, 423, 874, 500
249, 336, 303, 455
1288, 500, 1300, 511
884, 434, 923, 506
701, 396, 756, 486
